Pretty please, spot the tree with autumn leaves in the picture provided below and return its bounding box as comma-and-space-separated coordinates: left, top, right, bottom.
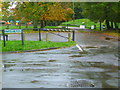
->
1, 2, 12, 21
11, 2, 74, 29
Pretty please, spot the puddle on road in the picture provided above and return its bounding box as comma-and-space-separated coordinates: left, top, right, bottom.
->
69, 55, 84, 57
2, 44, 118, 88
67, 79, 95, 88
70, 61, 118, 69
30, 80, 39, 83
84, 46, 99, 49
35, 52, 72, 54
48, 60, 57, 62
78, 51, 89, 54
4, 64, 16, 68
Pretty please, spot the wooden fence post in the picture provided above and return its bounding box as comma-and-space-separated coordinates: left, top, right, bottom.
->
68, 32, 71, 42
46, 32, 48, 41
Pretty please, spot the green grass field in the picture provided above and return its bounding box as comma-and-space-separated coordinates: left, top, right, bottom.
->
1, 40, 76, 52
44, 26, 60, 28
61, 19, 105, 28
1, 19, 119, 38
0, 25, 59, 30
1, 19, 103, 30
0, 25, 37, 30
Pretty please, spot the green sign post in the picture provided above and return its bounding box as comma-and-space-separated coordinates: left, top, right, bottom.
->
2, 29, 23, 47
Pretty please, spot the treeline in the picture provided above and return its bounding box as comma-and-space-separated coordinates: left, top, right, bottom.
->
1, 2, 120, 30
2, 2, 74, 29
80, 2, 120, 30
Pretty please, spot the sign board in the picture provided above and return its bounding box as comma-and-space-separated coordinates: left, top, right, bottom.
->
4, 29, 22, 33
80, 25, 85, 29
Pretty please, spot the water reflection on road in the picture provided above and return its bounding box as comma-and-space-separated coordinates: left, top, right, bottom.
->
2, 32, 119, 88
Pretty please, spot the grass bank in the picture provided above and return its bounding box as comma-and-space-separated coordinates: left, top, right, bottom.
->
44, 26, 59, 28
1, 40, 76, 52
61, 19, 105, 28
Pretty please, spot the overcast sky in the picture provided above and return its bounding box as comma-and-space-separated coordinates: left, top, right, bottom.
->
9, 1, 17, 9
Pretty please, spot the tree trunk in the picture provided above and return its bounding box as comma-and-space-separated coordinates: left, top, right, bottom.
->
114, 22, 118, 29
33, 20, 38, 31
106, 20, 110, 30
111, 22, 113, 29
19, 22, 21, 29
100, 21, 102, 31
45, 20, 48, 26
40, 20, 44, 28
44, 20, 47, 26
6, 25, 9, 29
26, 23, 28, 28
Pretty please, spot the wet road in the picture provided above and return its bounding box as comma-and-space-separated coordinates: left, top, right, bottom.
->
2, 32, 119, 88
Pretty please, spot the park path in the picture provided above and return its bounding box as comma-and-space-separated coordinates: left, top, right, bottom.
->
1, 31, 119, 88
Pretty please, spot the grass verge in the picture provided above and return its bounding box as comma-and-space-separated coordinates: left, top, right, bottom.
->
1, 40, 76, 52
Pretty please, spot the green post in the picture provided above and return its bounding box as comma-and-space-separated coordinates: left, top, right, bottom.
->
46, 32, 48, 41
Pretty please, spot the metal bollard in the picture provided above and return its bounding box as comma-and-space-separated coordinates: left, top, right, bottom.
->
72, 30, 75, 41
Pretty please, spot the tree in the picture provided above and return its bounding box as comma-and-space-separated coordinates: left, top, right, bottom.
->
81, 2, 120, 30
1, 2, 15, 29
74, 2, 84, 19
1, 2, 11, 21
13, 2, 46, 29
43, 2, 73, 21
12, 2, 74, 29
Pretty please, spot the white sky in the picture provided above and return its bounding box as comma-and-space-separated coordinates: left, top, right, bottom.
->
9, 1, 17, 9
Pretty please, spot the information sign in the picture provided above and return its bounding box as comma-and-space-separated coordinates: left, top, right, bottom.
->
4, 29, 22, 33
